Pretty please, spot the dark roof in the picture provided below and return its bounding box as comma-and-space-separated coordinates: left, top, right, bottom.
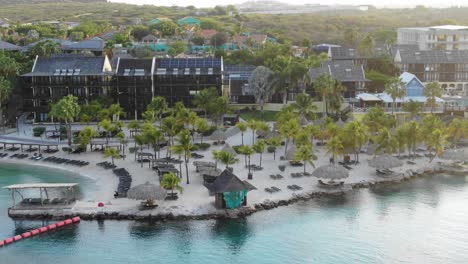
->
63, 39, 105, 52
330, 46, 388, 60
23, 38, 73, 51
309, 60, 368, 82
22, 55, 108, 77
207, 170, 257, 193
116, 58, 153, 76
223, 65, 256, 80
396, 48, 468, 64
154, 58, 222, 75
0, 40, 21, 51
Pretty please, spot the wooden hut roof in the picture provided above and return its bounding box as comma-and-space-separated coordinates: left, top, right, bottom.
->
207, 170, 256, 193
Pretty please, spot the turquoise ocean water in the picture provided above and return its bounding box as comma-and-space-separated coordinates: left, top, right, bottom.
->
0, 164, 467, 264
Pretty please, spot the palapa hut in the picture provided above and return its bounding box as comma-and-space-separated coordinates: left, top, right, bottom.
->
222, 143, 237, 155
206, 170, 256, 209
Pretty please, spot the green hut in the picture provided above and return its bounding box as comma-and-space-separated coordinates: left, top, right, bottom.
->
207, 170, 256, 209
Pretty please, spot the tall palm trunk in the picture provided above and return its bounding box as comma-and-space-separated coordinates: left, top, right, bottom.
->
259, 153, 263, 167
184, 153, 190, 184
241, 132, 244, 145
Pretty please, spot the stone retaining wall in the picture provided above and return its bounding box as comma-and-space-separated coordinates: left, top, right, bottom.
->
8, 166, 467, 221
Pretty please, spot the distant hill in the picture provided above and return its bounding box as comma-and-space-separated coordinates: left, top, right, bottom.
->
236, 0, 368, 14
0, 0, 106, 5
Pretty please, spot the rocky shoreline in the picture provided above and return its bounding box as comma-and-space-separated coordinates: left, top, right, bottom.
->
8, 165, 467, 222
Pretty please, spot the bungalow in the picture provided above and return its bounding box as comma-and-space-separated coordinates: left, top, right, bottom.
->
308, 60, 368, 99
328, 46, 388, 67
206, 170, 256, 209
141, 34, 159, 45
63, 39, 105, 56
198, 29, 218, 45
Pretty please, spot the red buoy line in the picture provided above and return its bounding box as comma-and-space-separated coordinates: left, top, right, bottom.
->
0, 216, 80, 248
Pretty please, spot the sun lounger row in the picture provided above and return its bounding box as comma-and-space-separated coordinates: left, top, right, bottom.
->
246, 164, 263, 171
10, 153, 28, 159
0, 153, 8, 158
291, 172, 312, 178
6, 147, 20, 151
191, 153, 204, 159
287, 185, 303, 191
265, 186, 281, 193
97, 161, 117, 169
157, 157, 182, 164
270, 174, 284, 180
113, 168, 132, 197
44, 156, 89, 166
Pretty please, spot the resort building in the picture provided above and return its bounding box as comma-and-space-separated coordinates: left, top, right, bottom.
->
392, 45, 468, 96
115, 58, 155, 119
21, 55, 113, 121
356, 72, 444, 112
223, 65, 256, 104
62, 39, 105, 56
153, 58, 223, 107
308, 60, 368, 99
327, 46, 388, 67
397, 25, 468, 51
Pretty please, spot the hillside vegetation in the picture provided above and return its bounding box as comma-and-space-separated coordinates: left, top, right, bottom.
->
1, 3, 468, 44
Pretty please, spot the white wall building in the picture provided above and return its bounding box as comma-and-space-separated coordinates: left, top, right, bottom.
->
397, 25, 468, 51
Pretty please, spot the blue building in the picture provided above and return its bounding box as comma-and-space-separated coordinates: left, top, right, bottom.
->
400, 72, 424, 96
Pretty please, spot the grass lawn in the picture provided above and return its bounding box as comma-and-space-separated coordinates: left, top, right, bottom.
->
239, 110, 278, 122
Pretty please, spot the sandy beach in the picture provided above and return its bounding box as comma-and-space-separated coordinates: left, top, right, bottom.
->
1, 123, 466, 218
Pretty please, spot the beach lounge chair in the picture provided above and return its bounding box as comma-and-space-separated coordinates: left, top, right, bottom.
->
264, 188, 273, 193
270, 186, 281, 192
407, 161, 416, 165
276, 174, 284, 179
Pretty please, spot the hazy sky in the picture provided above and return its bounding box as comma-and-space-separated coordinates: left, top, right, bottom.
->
108, 0, 468, 8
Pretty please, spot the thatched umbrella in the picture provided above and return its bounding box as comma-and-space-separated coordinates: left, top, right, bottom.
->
368, 155, 403, 170
222, 143, 237, 155
441, 149, 468, 161
211, 129, 226, 142
127, 182, 167, 202
265, 131, 280, 140
336, 117, 345, 128
285, 144, 297, 160
312, 164, 349, 180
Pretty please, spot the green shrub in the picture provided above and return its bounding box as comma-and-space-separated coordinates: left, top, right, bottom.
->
267, 146, 276, 153
32, 127, 46, 136
232, 145, 243, 154
194, 143, 210, 150
202, 126, 218, 136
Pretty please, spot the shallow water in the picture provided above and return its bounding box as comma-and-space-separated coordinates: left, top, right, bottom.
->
0, 164, 468, 264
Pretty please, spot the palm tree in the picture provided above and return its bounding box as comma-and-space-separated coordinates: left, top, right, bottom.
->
195, 118, 210, 144
253, 139, 266, 167
279, 118, 300, 156
424, 82, 444, 113
217, 150, 240, 169
162, 116, 181, 149
314, 74, 334, 117
247, 119, 259, 144
239, 145, 255, 174
236, 122, 248, 145
446, 118, 468, 148
49, 95, 81, 146
193, 87, 218, 119
172, 130, 193, 184
212, 149, 220, 169
294, 145, 317, 174
374, 127, 396, 155
402, 100, 423, 120
99, 119, 113, 143
116, 131, 128, 160
393, 126, 407, 158
385, 77, 406, 114
108, 103, 125, 122
266, 137, 282, 160
103, 147, 121, 166
426, 129, 448, 162
142, 126, 165, 158
342, 120, 368, 163
134, 134, 147, 161
291, 93, 317, 122
0, 77, 12, 132
325, 136, 344, 163
161, 172, 183, 197
403, 120, 420, 159
127, 120, 141, 138
147, 96, 168, 122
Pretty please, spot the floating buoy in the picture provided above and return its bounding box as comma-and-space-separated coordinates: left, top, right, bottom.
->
98, 202, 105, 207
1, 218, 80, 248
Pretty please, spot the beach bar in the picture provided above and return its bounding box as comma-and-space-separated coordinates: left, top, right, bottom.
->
206, 170, 256, 209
